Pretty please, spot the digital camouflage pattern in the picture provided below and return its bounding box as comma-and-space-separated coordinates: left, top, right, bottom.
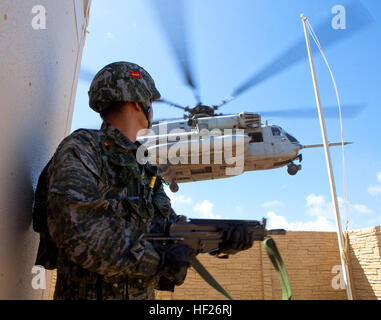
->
46, 121, 176, 300
88, 61, 161, 114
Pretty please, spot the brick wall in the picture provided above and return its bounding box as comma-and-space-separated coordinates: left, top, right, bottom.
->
155, 231, 347, 300
346, 226, 381, 299
47, 227, 381, 300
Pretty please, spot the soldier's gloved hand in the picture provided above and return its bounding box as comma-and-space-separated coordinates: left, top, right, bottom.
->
149, 213, 187, 235
154, 242, 196, 286
149, 216, 168, 234
212, 224, 254, 257
174, 214, 187, 223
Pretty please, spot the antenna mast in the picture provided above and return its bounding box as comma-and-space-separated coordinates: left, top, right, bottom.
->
300, 14, 353, 300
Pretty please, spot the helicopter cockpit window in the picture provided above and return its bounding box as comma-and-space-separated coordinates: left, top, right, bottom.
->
271, 127, 282, 137
249, 132, 263, 143
285, 133, 299, 144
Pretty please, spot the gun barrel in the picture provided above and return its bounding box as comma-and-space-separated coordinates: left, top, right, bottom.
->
143, 236, 185, 241
267, 229, 286, 235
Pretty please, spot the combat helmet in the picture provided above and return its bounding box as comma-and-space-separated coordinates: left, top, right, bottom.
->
88, 61, 161, 128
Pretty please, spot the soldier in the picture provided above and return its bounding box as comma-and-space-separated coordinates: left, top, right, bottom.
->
33, 61, 196, 300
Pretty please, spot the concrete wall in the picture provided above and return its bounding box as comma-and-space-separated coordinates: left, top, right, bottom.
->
0, 0, 90, 299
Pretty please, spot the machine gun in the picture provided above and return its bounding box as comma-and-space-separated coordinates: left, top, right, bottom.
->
143, 218, 285, 255
143, 218, 291, 300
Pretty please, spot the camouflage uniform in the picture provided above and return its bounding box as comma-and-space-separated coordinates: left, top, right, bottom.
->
47, 122, 175, 299
36, 62, 180, 299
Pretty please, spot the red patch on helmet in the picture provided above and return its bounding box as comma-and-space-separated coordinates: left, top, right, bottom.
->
130, 71, 142, 79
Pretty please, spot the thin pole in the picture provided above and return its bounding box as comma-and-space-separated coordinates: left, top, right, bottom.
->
300, 14, 353, 300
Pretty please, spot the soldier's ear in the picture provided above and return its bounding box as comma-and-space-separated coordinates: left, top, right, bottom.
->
132, 101, 143, 113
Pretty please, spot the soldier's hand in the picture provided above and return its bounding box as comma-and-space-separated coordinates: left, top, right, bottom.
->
154, 242, 196, 286
212, 224, 254, 257
149, 216, 168, 234
149, 213, 187, 234
174, 214, 187, 223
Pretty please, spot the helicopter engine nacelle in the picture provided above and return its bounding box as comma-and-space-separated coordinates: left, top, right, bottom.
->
238, 112, 261, 128
196, 112, 261, 131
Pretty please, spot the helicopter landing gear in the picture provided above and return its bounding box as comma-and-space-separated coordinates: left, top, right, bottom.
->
287, 163, 301, 176
169, 180, 179, 193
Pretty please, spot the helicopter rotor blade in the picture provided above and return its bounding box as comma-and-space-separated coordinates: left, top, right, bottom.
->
215, 1, 373, 109
259, 103, 366, 119
152, 116, 187, 125
155, 99, 187, 111
150, 0, 201, 104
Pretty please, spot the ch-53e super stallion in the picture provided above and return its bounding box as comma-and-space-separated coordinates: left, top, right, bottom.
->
137, 108, 353, 193
80, 1, 369, 193
132, 1, 369, 192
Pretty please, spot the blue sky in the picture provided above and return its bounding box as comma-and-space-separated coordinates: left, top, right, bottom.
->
73, 0, 381, 231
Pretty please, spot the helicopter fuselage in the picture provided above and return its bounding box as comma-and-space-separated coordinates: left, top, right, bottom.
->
137, 112, 303, 184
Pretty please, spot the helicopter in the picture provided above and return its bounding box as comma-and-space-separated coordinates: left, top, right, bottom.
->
137, 111, 353, 193
79, 1, 371, 192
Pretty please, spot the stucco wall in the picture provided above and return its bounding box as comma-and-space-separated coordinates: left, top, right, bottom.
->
0, 0, 90, 299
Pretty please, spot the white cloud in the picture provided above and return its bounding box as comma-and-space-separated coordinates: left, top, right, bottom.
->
306, 193, 326, 207
106, 32, 115, 39
170, 194, 193, 205
339, 197, 373, 215
352, 204, 372, 215
306, 193, 333, 218
266, 211, 289, 229
368, 185, 381, 197
262, 200, 284, 208
305, 193, 372, 218
165, 187, 192, 205
265, 194, 374, 232
267, 211, 336, 232
194, 200, 223, 219
368, 171, 381, 197
164, 187, 224, 220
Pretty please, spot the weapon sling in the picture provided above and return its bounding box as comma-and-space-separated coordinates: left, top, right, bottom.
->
191, 238, 291, 300
263, 238, 292, 300
190, 257, 233, 300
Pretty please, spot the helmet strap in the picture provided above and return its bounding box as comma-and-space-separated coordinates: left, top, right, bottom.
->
140, 102, 152, 129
